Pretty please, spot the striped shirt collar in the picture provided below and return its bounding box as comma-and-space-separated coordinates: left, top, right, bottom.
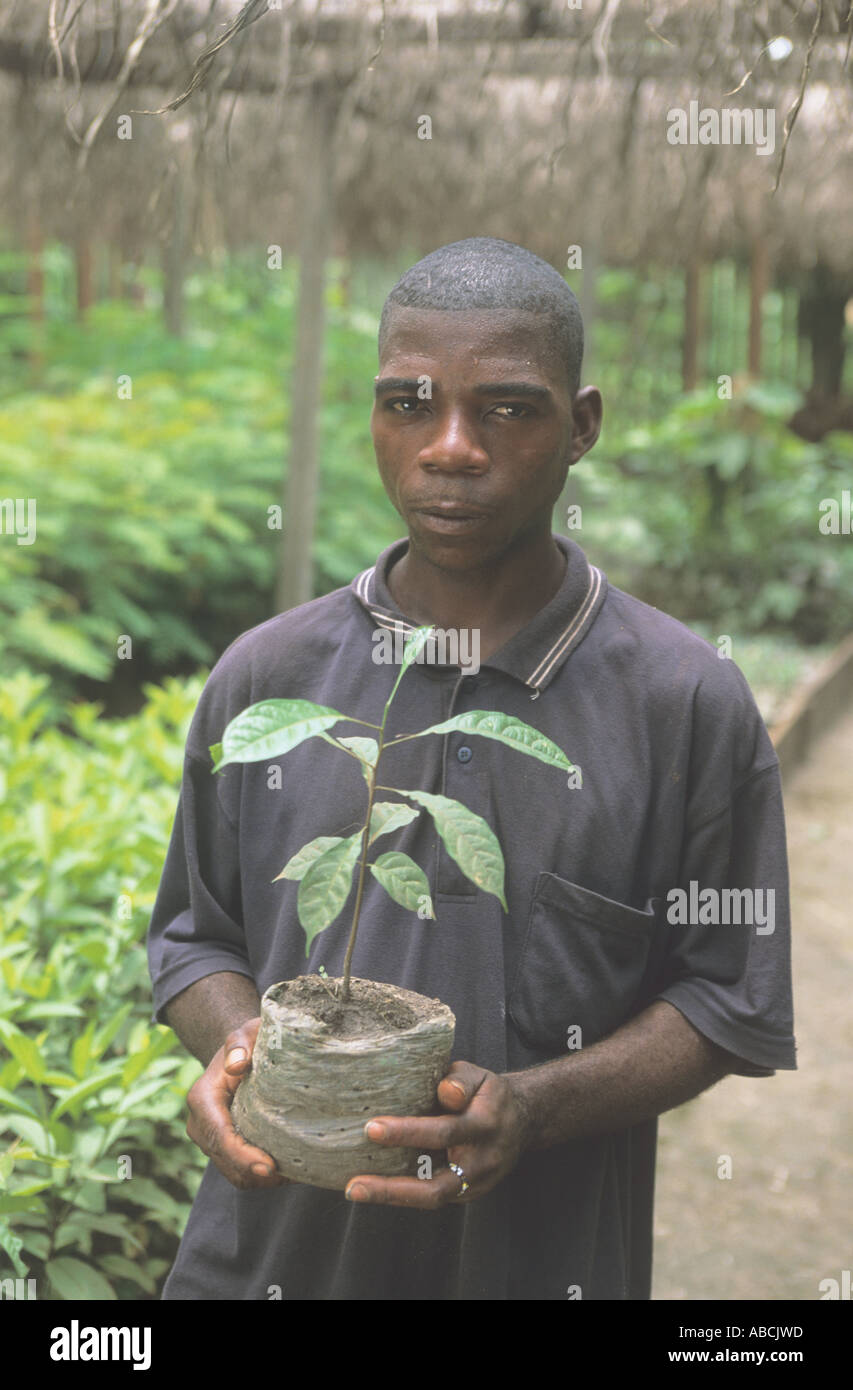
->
350, 534, 607, 696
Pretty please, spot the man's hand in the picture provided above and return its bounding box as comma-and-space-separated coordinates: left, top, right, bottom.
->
185, 1016, 288, 1191
343, 1060, 531, 1209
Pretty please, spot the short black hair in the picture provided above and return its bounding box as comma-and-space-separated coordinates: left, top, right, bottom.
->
378, 237, 584, 396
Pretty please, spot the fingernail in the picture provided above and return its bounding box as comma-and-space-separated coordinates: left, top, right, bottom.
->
346, 1183, 369, 1202
365, 1121, 386, 1140
251, 1162, 273, 1176
447, 1081, 465, 1099
226, 1047, 247, 1067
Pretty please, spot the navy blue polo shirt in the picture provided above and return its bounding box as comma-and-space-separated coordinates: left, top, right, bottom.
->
147, 532, 796, 1300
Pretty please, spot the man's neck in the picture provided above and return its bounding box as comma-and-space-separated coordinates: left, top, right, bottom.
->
386, 531, 568, 663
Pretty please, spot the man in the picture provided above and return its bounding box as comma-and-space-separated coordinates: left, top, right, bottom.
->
148, 237, 796, 1300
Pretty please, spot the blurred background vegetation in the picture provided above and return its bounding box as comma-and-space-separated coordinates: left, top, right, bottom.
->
1, 0, 852, 1300
2, 248, 850, 713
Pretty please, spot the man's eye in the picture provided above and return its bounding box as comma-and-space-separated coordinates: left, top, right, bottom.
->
491, 403, 530, 419
388, 398, 421, 413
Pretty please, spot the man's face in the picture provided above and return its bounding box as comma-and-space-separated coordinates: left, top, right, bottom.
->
370, 306, 599, 570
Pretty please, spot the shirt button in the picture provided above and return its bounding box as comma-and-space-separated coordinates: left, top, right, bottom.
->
457, 745, 473, 763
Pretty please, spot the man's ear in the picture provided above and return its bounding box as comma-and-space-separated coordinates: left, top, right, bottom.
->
570, 386, 603, 464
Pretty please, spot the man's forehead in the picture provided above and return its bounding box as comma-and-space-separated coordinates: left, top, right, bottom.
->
378, 304, 557, 374
382, 303, 542, 344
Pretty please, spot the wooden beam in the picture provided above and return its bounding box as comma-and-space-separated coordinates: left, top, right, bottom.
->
276, 84, 337, 613
682, 256, 703, 391
0, 30, 847, 92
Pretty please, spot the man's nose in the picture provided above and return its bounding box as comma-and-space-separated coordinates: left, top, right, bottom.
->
418, 410, 489, 472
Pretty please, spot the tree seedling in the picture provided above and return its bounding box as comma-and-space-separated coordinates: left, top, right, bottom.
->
211, 626, 579, 1003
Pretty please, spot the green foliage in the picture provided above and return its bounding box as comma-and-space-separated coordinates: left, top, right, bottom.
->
215, 626, 564, 987
416, 710, 579, 774
297, 834, 363, 951
214, 698, 348, 770
578, 384, 853, 643
398, 790, 508, 911
0, 670, 208, 1300
369, 853, 434, 917
0, 254, 399, 701
0, 252, 847, 712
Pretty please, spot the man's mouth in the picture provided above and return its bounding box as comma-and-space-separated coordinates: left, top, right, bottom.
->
413, 504, 489, 532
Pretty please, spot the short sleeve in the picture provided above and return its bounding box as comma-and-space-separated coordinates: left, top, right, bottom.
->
654, 761, 797, 1076
146, 749, 254, 1025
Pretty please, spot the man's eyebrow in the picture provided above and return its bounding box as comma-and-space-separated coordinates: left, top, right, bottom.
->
473, 382, 552, 401
373, 377, 553, 401
373, 377, 422, 395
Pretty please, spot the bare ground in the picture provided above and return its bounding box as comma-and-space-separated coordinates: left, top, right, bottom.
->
652, 708, 853, 1301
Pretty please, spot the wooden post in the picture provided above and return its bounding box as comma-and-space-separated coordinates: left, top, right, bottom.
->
682, 256, 703, 391
163, 160, 187, 337
26, 216, 44, 322
748, 236, 769, 378
108, 244, 122, 300
26, 212, 44, 374
579, 234, 598, 381
276, 85, 337, 613
76, 240, 94, 319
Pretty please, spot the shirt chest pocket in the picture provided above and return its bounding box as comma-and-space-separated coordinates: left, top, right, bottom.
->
507, 872, 659, 1056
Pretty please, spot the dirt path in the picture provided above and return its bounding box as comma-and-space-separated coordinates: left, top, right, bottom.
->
652, 708, 853, 1301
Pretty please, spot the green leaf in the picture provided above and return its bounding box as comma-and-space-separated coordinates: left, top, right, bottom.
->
337, 736, 378, 766
214, 699, 345, 770
120, 1028, 176, 1087
51, 1065, 127, 1120
60, 1212, 140, 1244
297, 833, 362, 952
74, 1179, 106, 1214
0, 1021, 47, 1083
7, 1179, 53, 1197
99, 1254, 157, 1294
274, 835, 343, 882
114, 1077, 173, 1114
208, 740, 223, 765
400, 790, 507, 910
119, 1176, 186, 1227
17, 1228, 49, 1261
0, 1226, 28, 1277
0, 1194, 46, 1215
46, 1256, 117, 1301
92, 1002, 134, 1059
71, 1022, 96, 1081
0, 1088, 38, 1118
412, 710, 578, 775
401, 625, 435, 674
368, 801, 419, 844
2, 1115, 50, 1154
18, 1003, 85, 1021
370, 852, 434, 916
384, 625, 436, 711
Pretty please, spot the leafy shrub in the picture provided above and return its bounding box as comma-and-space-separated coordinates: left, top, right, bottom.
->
0, 670, 208, 1300
2, 254, 850, 714
576, 383, 853, 643
0, 263, 399, 702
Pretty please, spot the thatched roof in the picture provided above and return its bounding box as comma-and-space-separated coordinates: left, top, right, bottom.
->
1, 1, 850, 274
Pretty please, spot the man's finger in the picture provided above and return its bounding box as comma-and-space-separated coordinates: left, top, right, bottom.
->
223, 1017, 261, 1075
437, 1060, 490, 1111
186, 1093, 286, 1188
186, 1024, 287, 1190
344, 1167, 467, 1210
363, 1113, 469, 1150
